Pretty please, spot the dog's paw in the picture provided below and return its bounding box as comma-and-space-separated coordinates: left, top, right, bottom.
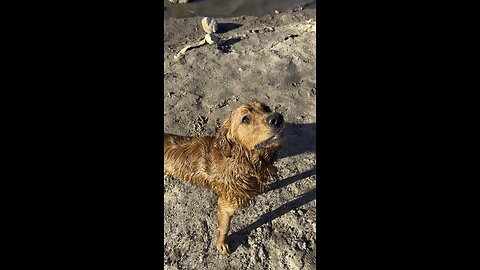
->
216, 241, 231, 255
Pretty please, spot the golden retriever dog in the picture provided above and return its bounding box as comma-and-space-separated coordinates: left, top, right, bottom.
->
164, 100, 285, 255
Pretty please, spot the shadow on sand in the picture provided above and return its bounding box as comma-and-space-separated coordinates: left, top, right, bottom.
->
267, 166, 316, 193
278, 122, 316, 159
219, 37, 242, 53
217, 23, 243, 34
229, 186, 316, 253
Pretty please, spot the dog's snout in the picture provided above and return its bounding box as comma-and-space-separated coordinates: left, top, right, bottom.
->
266, 113, 284, 127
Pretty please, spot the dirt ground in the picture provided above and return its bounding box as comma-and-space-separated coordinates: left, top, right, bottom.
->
164, 8, 317, 270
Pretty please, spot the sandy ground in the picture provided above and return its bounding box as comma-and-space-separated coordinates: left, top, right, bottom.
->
164, 8, 316, 270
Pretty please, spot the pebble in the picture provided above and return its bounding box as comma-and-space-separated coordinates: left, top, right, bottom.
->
201, 17, 218, 34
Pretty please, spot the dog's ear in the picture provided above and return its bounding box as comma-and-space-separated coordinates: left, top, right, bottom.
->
214, 117, 233, 157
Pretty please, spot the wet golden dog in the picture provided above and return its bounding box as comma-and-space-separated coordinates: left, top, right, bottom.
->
164, 100, 285, 255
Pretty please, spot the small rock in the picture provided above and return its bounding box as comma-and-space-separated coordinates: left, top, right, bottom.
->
294, 6, 304, 12
201, 17, 218, 34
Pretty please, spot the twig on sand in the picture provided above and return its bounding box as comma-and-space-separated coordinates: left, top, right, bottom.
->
174, 17, 226, 59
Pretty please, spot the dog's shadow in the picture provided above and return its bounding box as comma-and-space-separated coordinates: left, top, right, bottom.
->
278, 122, 316, 159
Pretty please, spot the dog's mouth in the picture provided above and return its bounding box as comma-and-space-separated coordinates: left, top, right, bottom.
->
255, 130, 285, 150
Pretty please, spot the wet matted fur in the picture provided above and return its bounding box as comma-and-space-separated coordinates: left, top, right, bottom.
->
164, 100, 285, 255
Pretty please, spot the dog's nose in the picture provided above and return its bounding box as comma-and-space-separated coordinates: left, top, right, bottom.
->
266, 113, 284, 127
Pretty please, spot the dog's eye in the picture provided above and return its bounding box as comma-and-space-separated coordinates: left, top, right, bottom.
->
241, 115, 250, 124
264, 106, 272, 112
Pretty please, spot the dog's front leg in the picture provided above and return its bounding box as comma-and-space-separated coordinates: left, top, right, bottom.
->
216, 197, 236, 255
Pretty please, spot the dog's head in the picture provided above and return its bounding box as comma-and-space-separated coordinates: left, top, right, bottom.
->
214, 100, 285, 156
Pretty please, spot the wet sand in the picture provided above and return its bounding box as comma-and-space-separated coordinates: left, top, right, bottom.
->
164, 0, 316, 18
